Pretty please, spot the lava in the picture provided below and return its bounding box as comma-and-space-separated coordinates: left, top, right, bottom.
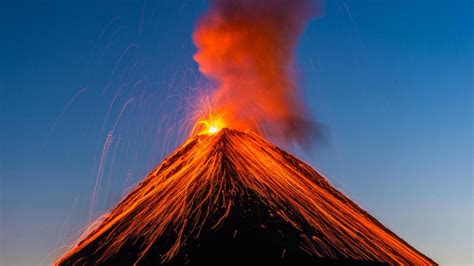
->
55, 129, 436, 265
193, 113, 226, 135
207, 125, 220, 134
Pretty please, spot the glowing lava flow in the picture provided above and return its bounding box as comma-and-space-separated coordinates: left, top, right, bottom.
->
55, 128, 436, 265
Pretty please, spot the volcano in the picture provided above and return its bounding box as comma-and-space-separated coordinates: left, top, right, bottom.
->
56, 129, 436, 265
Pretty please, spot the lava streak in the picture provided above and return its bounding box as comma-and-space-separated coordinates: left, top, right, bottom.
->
193, 0, 317, 142
55, 129, 436, 265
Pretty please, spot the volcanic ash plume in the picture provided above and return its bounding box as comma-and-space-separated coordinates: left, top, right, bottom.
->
193, 0, 317, 141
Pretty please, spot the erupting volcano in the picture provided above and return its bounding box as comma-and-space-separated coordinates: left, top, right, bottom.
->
55, 0, 436, 265
56, 128, 435, 265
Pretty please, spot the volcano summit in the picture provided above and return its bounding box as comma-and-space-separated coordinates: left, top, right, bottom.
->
56, 129, 435, 266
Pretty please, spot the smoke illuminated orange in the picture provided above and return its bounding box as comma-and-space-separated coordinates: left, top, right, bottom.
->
192, 0, 316, 141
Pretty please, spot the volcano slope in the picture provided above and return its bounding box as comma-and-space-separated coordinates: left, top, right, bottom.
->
56, 129, 436, 266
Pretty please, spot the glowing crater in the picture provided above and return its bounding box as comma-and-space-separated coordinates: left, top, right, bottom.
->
194, 113, 226, 135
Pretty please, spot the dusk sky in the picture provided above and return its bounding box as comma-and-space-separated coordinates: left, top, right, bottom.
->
1, 1, 472, 265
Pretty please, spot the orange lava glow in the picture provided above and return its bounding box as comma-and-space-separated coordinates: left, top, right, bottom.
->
55, 129, 436, 265
194, 113, 226, 135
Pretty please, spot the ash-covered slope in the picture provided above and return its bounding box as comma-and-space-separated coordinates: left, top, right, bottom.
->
56, 129, 436, 266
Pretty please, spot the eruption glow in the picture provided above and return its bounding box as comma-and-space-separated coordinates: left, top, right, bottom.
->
193, 112, 226, 135
54, 1, 436, 265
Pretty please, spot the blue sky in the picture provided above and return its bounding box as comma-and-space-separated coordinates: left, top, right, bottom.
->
0, 1, 472, 265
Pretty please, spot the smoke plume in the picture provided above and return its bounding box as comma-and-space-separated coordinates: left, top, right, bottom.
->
193, 0, 318, 142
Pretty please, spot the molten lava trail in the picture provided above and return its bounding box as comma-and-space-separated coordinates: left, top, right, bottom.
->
56, 129, 435, 265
